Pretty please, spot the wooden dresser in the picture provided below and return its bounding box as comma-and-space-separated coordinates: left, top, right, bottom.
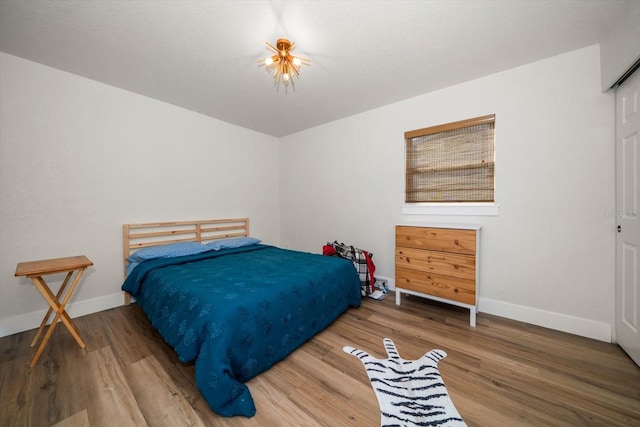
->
395, 225, 480, 326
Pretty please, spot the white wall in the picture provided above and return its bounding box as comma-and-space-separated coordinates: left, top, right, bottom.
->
280, 45, 616, 342
600, 0, 640, 90
0, 45, 617, 342
0, 53, 280, 337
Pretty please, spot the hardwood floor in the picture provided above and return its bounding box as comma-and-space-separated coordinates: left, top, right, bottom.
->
1, 293, 639, 426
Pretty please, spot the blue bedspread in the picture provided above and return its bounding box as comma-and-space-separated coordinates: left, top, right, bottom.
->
122, 245, 361, 417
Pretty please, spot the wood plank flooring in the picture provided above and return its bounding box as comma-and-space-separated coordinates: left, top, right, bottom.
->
1, 293, 639, 426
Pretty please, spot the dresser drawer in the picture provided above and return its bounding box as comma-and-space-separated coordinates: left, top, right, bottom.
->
396, 225, 476, 255
396, 247, 475, 280
396, 266, 475, 305
395, 225, 480, 326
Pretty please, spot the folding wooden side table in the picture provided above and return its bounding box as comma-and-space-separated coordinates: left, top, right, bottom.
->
15, 255, 93, 368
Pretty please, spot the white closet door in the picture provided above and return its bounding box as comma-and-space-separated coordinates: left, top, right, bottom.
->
616, 68, 640, 367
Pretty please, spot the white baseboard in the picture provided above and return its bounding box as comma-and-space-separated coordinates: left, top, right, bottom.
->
384, 276, 614, 342
0, 292, 125, 338
479, 297, 612, 343
1, 284, 612, 344
383, 274, 611, 342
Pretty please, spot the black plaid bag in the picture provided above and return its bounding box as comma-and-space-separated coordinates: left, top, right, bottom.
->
327, 241, 375, 296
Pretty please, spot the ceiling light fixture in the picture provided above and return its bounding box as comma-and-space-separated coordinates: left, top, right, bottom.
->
260, 38, 310, 88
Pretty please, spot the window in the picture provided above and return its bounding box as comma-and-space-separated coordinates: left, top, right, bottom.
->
405, 114, 495, 204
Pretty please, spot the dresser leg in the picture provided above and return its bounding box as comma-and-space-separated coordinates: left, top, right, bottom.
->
395, 290, 401, 305
470, 308, 476, 327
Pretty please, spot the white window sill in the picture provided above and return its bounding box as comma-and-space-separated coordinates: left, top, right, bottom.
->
402, 203, 500, 216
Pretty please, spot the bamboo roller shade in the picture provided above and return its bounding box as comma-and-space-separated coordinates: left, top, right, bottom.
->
405, 114, 495, 203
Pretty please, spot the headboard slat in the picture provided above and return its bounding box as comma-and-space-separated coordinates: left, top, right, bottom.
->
128, 229, 196, 239
122, 218, 249, 305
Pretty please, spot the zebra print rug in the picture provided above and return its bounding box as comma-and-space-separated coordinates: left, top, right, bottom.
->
344, 338, 466, 427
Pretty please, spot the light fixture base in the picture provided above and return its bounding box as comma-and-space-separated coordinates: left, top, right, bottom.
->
276, 38, 292, 52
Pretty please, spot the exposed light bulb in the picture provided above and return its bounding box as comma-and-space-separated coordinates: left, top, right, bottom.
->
292, 57, 301, 66
283, 73, 289, 81
265, 57, 273, 66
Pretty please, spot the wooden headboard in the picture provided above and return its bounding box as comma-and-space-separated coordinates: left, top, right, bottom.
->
122, 218, 249, 305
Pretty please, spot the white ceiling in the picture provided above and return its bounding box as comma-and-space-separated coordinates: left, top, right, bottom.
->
0, 0, 635, 137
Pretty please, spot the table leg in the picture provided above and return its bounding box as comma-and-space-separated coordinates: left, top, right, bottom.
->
55, 269, 87, 347
29, 268, 87, 368
30, 271, 73, 348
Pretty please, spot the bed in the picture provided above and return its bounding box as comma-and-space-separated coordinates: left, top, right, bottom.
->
121, 218, 361, 417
